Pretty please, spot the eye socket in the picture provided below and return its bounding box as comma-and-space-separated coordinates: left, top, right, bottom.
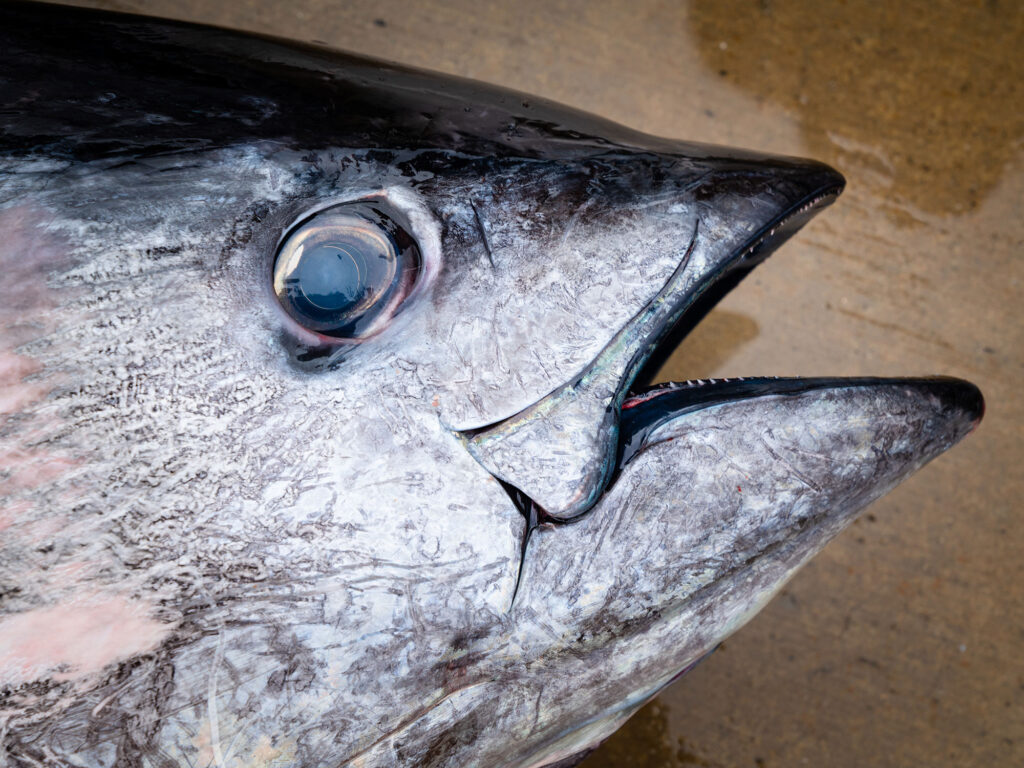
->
273, 202, 421, 339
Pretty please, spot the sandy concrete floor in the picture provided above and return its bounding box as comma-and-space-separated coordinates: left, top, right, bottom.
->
63, 1, 1023, 765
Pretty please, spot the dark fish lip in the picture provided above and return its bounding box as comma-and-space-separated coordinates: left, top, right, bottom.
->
617, 376, 984, 472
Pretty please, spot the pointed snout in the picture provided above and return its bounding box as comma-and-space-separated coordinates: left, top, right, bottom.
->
688, 150, 846, 207
676, 151, 846, 276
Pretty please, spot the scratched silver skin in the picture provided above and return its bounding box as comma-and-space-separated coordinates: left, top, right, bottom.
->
0, 4, 981, 767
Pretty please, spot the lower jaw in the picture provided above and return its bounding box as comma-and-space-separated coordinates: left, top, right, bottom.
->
617, 374, 984, 472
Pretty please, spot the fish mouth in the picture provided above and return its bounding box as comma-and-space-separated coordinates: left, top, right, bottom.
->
614, 170, 982, 490
465, 159, 984, 611
612, 182, 844, 464
466, 157, 978, 538
625, 182, 844, 389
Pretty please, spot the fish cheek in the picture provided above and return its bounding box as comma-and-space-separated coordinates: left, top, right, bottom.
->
408, 178, 696, 430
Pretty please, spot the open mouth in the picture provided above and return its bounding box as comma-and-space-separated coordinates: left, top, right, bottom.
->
614, 185, 846, 469
471, 169, 985, 607
615, 179, 982, 488
625, 184, 845, 388
465, 180, 850, 525
463, 161, 981, 580
601, 183, 850, 499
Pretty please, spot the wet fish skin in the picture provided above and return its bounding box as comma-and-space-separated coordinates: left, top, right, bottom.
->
0, 3, 981, 767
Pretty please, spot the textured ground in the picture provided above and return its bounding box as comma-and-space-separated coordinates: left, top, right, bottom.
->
60, 1, 1024, 765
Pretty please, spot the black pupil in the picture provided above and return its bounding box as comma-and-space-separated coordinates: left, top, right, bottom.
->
295, 242, 370, 312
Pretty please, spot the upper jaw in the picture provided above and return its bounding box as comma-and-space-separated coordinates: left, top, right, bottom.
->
460, 155, 846, 521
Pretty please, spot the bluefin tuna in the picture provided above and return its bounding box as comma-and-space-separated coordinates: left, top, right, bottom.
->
0, 2, 982, 767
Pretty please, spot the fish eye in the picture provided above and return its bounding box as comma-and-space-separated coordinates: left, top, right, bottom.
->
273, 202, 421, 339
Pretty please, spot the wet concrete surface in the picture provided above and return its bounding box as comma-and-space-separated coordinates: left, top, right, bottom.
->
60, 1, 1024, 765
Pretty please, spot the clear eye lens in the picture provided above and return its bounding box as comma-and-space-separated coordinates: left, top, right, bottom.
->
274, 203, 420, 339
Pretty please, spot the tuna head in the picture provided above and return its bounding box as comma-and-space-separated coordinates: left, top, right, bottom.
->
0, 4, 981, 768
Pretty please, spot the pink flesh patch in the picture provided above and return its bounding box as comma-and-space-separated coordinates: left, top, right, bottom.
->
0, 349, 44, 416
0, 594, 169, 686
0, 205, 81, 514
